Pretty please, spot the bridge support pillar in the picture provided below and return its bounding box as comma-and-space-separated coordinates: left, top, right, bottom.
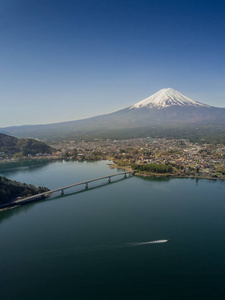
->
85, 183, 88, 189
108, 177, 111, 183
61, 190, 64, 195
124, 173, 127, 178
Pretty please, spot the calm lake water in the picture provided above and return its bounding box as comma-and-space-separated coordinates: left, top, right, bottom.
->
1, 160, 225, 300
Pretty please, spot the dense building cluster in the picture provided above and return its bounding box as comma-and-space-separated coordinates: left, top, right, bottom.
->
51, 138, 225, 179
1, 137, 225, 179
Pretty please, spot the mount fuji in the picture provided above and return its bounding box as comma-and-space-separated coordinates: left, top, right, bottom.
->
1, 88, 225, 139
129, 88, 209, 109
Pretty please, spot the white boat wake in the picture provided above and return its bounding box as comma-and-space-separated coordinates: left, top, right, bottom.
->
129, 240, 169, 246
3, 239, 170, 262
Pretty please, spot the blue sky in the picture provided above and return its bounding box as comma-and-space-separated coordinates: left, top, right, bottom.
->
1, 0, 225, 127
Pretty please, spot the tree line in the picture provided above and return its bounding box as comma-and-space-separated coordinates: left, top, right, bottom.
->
132, 163, 172, 174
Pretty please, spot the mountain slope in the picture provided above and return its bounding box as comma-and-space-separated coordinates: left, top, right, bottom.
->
1, 88, 225, 140
0, 133, 53, 155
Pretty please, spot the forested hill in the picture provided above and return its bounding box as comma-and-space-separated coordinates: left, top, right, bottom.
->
0, 176, 49, 205
0, 133, 53, 156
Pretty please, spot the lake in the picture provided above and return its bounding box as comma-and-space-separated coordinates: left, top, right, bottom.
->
0, 160, 225, 299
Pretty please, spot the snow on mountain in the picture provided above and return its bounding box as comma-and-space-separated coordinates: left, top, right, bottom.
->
130, 88, 210, 110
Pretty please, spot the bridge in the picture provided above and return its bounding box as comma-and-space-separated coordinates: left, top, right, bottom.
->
0, 171, 135, 210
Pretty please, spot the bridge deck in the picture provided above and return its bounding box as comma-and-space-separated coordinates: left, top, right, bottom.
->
1, 171, 134, 209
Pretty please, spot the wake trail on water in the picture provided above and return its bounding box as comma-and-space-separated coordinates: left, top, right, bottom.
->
128, 240, 169, 246
1, 240, 169, 264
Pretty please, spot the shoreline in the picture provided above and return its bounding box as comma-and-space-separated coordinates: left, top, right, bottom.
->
109, 163, 225, 181
1, 160, 224, 212
0, 194, 50, 212
1, 158, 224, 181
0, 156, 62, 164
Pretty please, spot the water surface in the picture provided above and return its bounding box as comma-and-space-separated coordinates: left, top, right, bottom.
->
0, 160, 225, 299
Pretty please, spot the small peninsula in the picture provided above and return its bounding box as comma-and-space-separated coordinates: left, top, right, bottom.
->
0, 176, 49, 206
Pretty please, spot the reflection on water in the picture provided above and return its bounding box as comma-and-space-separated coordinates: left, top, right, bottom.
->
140, 175, 171, 182
0, 159, 55, 175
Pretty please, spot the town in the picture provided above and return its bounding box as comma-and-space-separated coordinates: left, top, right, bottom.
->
1, 137, 225, 180
51, 137, 225, 180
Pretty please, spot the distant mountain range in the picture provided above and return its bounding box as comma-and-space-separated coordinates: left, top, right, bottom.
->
1, 88, 225, 140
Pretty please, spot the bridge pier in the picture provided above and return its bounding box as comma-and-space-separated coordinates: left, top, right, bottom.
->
108, 177, 111, 183
124, 173, 127, 178
61, 190, 64, 195
85, 183, 88, 189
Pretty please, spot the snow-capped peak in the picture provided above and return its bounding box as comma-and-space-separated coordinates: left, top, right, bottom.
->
130, 88, 210, 110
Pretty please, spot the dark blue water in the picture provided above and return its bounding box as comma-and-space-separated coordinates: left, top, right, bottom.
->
0, 160, 225, 299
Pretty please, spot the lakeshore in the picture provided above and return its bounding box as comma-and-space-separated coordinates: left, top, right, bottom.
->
1, 157, 223, 213
52, 137, 225, 180
109, 162, 225, 181
1, 136, 225, 189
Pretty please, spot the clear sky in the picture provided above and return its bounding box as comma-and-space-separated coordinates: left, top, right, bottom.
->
1, 0, 225, 127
